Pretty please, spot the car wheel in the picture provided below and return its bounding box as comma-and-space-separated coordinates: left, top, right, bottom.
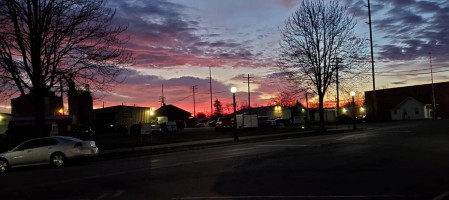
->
0, 159, 8, 173
50, 153, 66, 167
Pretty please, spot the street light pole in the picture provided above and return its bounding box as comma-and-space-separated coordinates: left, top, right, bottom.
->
231, 87, 239, 141
350, 91, 356, 130
367, 0, 377, 120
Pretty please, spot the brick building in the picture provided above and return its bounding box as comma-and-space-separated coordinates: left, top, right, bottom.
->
365, 81, 449, 121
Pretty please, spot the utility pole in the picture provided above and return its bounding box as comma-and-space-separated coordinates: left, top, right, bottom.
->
209, 66, 213, 117
334, 57, 342, 117
159, 84, 166, 107
367, 0, 377, 120
243, 74, 254, 114
305, 92, 310, 128
429, 53, 437, 119
305, 92, 310, 119
59, 74, 64, 114
192, 85, 198, 118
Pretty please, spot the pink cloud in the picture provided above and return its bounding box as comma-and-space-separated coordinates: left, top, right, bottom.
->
277, 0, 300, 9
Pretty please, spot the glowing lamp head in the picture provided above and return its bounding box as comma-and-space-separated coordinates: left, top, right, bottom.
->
360, 107, 365, 112
275, 106, 282, 112
58, 108, 64, 115
343, 108, 347, 113
350, 91, 356, 97
230, 87, 237, 93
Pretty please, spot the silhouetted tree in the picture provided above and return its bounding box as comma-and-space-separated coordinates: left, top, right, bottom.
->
279, 0, 367, 131
196, 112, 207, 119
213, 98, 223, 117
270, 91, 297, 107
0, 0, 132, 135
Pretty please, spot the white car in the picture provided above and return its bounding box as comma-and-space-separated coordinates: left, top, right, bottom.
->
0, 136, 99, 173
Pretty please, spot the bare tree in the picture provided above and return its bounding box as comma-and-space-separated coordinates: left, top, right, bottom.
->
270, 91, 297, 107
279, 0, 367, 131
0, 0, 132, 135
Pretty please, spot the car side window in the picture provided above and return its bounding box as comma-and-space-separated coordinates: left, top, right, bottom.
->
15, 142, 28, 150
40, 138, 59, 147
16, 138, 59, 150
16, 139, 40, 150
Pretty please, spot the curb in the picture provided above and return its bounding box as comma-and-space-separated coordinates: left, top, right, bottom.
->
98, 128, 369, 157
100, 130, 311, 155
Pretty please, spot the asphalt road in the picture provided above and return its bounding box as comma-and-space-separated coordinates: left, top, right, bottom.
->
2, 120, 449, 200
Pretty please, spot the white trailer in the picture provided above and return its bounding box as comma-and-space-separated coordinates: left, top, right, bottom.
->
236, 114, 258, 128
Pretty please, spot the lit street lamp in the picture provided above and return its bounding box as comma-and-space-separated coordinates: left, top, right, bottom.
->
350, 91, 356, 130
150, 111, 154, 123
58, 108, 64, 115
231, 87, 238, 141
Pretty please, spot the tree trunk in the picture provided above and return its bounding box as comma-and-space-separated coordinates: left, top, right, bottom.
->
33, 84, 47, 137
318, 93, 326, 132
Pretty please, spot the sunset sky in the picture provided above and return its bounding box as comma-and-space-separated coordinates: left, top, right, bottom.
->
2, 0, 449, 116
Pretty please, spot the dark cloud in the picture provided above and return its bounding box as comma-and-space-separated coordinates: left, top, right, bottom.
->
364, 1, 449, 64
391, 81, 407, 85
346, 0, 366, 18
345, 0, 385, 19
266, 72, 291, 79
108, 0, 254, 68
344, 1, 448, 64
218, 48, 253, 59
389, 0, 415, 6
118, 69, 160, 85
415, 1, 441, 12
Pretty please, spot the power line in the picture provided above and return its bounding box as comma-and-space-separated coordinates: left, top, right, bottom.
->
370, 69, 449, 76
198, 90, 227, 95
373, 66, 449, 74
171, 95, 193, 103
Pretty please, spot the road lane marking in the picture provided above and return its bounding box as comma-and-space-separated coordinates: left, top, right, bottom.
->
433, 191, 449, 200
256, 144, 314, 147
95, 193, 108, 200
223, 147, 254, 152
0, 153, 272, 192
111, 190, 125, 198
336, 134, 372, 140
173, 195, 412, 199
382, 130, 412, 133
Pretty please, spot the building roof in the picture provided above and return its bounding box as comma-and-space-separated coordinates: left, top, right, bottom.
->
392, 97, 430, 111
94, 105, 150, 112
155, 104, 191, 121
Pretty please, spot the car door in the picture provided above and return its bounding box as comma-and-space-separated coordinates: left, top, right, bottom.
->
8, 139, 41, 166
33, 138, 60, 163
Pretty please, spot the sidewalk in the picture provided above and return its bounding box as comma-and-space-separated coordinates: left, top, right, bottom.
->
100, 130, 315, 155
